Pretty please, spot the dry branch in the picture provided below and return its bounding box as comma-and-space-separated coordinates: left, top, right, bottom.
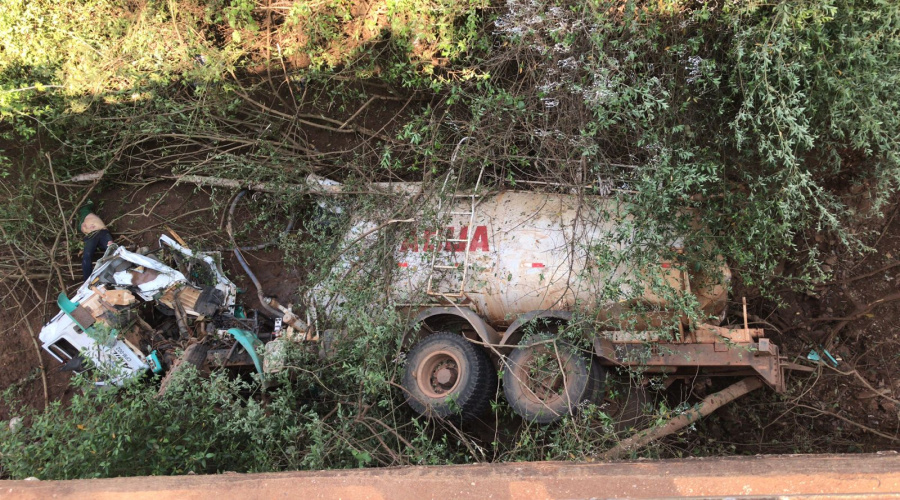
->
814, 292, 900, 346
601, 377, 764, 460
795, 404, 900, 442
46, 154, 73, 285
232, 88, 394, 143
5, 284, 49, 410
812, 292, 900, 324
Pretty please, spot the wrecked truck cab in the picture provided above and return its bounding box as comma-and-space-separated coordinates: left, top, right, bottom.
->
38, 235, 238, 386
153, 235, 237, 312
41, 291, 149, 386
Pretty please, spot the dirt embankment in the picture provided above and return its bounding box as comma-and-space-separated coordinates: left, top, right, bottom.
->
703, 191, 900, 454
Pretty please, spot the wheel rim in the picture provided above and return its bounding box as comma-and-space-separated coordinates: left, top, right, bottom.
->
513, 345, 577, 406
416, 349, 464, 399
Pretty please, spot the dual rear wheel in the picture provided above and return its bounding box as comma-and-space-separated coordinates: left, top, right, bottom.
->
502, 338, 605, 424
401, 332, 604, 423
401, 332, 497, 421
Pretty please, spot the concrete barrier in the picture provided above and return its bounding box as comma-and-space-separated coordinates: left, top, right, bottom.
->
4, 452, 900, 499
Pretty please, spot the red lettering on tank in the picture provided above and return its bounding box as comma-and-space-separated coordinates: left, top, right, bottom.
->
400, 236, 418, 252
469, 225, 489, 251
399, 226, 490, 252
442, 227, 456, 252
446, 227, 467, 252
423, 231, 435, 251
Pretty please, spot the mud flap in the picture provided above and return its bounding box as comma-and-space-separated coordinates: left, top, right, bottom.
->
226, 328, 264, 377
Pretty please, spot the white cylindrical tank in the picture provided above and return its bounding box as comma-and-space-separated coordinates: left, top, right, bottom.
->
308, 181, 728, 330
389, 191, 727, 327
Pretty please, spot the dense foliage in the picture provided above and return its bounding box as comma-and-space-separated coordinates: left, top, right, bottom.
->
2, 0, 899, 479
3, 371, 303, 478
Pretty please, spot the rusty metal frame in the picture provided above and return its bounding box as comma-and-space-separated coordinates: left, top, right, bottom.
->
407, 306, 500, 346
594, 338, 784, 392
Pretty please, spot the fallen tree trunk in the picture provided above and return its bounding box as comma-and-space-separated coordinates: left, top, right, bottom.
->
67, 170, 106, 183
602, 377, 764, 460
66, 172, 422, 197
174, 174, 291, 193
67, 171, 298, 192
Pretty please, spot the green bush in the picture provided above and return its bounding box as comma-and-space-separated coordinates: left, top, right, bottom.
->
1, 369, 305, 478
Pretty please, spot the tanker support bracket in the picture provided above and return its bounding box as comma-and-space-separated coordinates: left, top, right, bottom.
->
593, 338, 785, 393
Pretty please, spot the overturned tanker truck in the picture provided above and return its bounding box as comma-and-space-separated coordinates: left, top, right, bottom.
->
299, 173, 786, 424
39, 173, 786, 425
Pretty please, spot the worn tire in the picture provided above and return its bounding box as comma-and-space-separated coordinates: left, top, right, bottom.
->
584, 358, 607, 405
157, 344, 209, 397
402, 332, 496, 421
502, 340, 593, 424
614, 385, 654, 433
